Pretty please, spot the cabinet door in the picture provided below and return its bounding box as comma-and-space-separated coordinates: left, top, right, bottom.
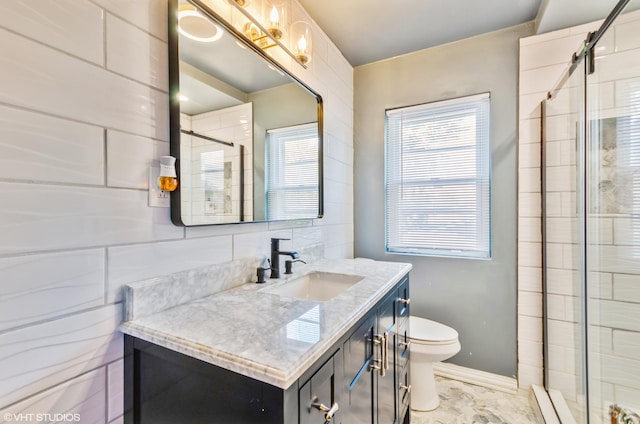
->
397, 363, 411, 424
343, 314, 376, 424
395, 277, 411, 422
377, 295, 397, 424
300, 354, 340, 424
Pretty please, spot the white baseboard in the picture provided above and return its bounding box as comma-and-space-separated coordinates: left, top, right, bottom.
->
432, 362, 518, 395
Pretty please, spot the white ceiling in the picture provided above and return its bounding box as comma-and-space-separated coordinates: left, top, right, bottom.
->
297, 0, 543, 66
535, 0, 634, 34
297, 0, 635, 67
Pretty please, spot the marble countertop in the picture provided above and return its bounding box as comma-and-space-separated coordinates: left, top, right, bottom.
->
120, 258, 411, 389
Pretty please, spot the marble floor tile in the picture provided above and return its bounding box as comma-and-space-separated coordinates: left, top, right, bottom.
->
411, 376, 540, 424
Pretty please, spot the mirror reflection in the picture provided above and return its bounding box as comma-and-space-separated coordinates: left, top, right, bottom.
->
169, 0, 323, 226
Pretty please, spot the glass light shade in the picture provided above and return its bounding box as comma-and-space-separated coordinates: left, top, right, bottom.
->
291, 21, 312, 65
263, 0, 287, 39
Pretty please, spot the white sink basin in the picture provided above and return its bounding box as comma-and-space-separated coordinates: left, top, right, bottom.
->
264, 271, 364, 301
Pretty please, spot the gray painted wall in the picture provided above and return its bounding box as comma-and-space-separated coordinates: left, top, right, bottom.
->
353, 22, 534, 377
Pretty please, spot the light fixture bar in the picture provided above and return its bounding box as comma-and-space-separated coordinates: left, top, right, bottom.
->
226, 1, 309, 69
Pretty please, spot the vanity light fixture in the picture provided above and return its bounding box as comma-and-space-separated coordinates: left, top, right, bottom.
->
177, 8, 223, 43
227, 0, 312, 68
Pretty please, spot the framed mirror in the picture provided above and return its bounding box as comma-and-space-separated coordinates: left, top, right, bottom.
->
168, 0, 324, 226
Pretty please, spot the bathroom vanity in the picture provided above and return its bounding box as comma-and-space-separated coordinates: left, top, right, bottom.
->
120, 259, 411, 423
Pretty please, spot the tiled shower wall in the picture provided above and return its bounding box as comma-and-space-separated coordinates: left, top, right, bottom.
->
518, 20, 600, 389
0, 0, 354, 421
518, 10, 640, 411
586, 10, 640, 412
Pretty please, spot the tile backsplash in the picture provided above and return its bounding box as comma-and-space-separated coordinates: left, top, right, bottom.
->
0, 0, 353, 420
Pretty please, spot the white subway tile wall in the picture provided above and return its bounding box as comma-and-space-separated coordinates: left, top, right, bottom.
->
518, 23, 598, 391
519, 9, 640, 416
0, 0, 353, 421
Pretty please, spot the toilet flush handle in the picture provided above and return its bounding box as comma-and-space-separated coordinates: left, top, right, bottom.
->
398, 297, 410, 305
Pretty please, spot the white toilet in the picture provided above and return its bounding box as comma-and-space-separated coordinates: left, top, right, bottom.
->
409, 316, 461, 411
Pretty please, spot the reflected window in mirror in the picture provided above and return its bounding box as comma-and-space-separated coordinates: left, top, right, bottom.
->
266, 123, 319, 220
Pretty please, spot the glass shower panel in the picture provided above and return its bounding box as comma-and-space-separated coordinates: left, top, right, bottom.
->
586, 6, 640, 422
543, 63, 587, 423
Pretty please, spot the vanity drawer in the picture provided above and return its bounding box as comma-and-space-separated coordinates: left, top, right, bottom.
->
396, 277, 410, 322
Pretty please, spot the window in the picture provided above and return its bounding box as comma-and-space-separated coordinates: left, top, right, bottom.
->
385, 93, 491, 259
266, 123, 319, 220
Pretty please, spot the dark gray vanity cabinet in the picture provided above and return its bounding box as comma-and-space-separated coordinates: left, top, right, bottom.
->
396, 278, 411, 423
376, 276, 411, 424
341, 275, 410, 424
299, 350, 342, 424
124, 275, 410, 424
343, 314, 376, 423
377, 290, 398, 423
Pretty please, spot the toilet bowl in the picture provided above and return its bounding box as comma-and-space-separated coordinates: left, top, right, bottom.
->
409, 316, 461, 411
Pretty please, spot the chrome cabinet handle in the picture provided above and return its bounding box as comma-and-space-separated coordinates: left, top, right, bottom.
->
311, 399, 339, 421
324, 402, 339, 421
374, 334, 385, 376
374, 333, 387, 377
383, 331, 389, 373
400, 384, 412, 393
370, 359, 381, 372
398, 298, 410, 305
399, 340, 411, 349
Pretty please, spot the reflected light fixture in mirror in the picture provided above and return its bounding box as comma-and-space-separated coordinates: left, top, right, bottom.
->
227, 0, 251, 6
225, 0, 311, 68
178, 7, 223, 42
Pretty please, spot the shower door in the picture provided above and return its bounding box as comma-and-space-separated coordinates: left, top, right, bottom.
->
585, 7, 640, 421
542, 2, 640, 422
543, 58, 588, 423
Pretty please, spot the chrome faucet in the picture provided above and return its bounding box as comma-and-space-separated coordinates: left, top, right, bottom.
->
270, 238, 299, 279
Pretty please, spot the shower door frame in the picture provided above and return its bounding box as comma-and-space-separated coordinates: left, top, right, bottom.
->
540, 0, 635, 422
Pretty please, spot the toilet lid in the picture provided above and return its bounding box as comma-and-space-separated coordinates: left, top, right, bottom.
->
410, 316, 458, 342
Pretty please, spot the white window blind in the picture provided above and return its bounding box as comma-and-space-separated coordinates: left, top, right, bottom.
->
266, 123, 319, 220
385, 93, 491, 259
